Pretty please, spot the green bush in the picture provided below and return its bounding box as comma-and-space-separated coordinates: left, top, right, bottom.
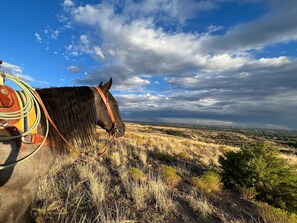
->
149, 151, 177, 163
159, 165, 181, 187
191, 171, 222, 195
129, 167, 147, 182
219, 142, 297, 213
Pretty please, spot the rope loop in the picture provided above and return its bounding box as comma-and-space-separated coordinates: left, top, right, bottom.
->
0, 72, 49, 170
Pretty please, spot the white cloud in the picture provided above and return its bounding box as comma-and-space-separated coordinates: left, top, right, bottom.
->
1, 62, 23, 74
207, 25, 224, 33
1, 62, 45, 83
34, 32, 42, 43
63, 0, 74, 8
67, 65, 82, 73
51, 30, 59, 40
80, 34, 89, 45
17, 74, 35, 82
93, 46, 105, 59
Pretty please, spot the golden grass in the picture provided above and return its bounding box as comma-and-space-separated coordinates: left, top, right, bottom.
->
148, 176, 175, 212
256, 202, 297, 223
31, 122, 296, 223
187, 192, 214, 220
279, 153, 297, 168
110, 151, 121, 167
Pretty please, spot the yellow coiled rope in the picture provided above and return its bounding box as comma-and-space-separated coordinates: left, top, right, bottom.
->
0, 72, 49, 170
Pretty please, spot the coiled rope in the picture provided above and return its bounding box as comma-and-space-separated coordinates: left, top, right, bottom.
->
0, 72, 49, 170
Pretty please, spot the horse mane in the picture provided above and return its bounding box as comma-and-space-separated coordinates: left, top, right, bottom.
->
36, 87, 97, 153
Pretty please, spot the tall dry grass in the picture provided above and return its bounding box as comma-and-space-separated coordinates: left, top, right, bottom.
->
31, 122, 296, 223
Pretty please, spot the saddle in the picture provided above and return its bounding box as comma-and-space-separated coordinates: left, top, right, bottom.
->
0, 85, 20, 125
0, 85, 39, 150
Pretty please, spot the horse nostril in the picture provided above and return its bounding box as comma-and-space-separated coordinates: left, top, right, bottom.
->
115, 124, 125, 137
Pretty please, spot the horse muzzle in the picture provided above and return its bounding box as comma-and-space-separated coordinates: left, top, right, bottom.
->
109, 123, 125, 138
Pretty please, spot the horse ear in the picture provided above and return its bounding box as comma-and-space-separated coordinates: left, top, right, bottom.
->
99, 81, 103, 87
102, 78, 112, 92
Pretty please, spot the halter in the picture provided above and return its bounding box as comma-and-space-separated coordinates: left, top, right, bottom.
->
94, 86, 118, 136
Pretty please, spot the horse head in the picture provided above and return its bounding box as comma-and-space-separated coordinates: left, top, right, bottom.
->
94, 78, 125, 137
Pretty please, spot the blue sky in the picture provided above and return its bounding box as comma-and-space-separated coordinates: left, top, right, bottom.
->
1, 0, 297, 129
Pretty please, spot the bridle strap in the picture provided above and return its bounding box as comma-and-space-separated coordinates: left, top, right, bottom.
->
94, 86, 117, 127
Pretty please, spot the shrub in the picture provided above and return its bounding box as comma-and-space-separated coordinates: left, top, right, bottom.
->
256, 202, 297, 223
150, 151, 177, 163
177, 152, 191, 161
191, 171, 222, 195
219, 142, 297, 213
239, 187, 257, 201
129, 168, 147, 182
159, 165, 181, 187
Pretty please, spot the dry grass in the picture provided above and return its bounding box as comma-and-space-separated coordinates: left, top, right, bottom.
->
187, 191, 214, 221
279, 153, 297, 169
31, 122, 296, 223
148, 176, 175, 212
256, 202, 297, 223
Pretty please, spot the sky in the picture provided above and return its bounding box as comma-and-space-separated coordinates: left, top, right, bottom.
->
1, 0, 297, 129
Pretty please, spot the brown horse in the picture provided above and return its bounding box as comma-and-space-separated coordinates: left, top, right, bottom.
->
0, 79, 125, 223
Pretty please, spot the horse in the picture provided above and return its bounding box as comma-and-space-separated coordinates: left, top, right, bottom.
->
0, 78, 125, 223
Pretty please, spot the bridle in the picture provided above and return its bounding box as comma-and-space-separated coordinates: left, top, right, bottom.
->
94, 86, 118, 136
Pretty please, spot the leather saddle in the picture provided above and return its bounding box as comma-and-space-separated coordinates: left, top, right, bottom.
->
0, 85, 21, 125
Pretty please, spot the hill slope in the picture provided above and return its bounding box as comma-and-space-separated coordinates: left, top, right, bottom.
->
31, 123, 297, 223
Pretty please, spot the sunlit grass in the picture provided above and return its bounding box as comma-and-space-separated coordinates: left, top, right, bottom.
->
31, 122, 296, 223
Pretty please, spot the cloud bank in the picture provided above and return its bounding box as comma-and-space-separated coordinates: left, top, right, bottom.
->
61, 0, 297, 128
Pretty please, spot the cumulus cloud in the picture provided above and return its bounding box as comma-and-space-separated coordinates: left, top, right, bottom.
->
63, 0, 74, 8
75, 65, 150, 90
60, 0, 297, 128
1, 62, 23, 74
67, 0, 297, 82
0, 62, 39, 83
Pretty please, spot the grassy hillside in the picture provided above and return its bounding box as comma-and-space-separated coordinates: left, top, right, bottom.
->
31, 123, 297, 223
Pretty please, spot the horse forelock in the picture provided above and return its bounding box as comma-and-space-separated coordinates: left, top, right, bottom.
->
36, 87, 97, 153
